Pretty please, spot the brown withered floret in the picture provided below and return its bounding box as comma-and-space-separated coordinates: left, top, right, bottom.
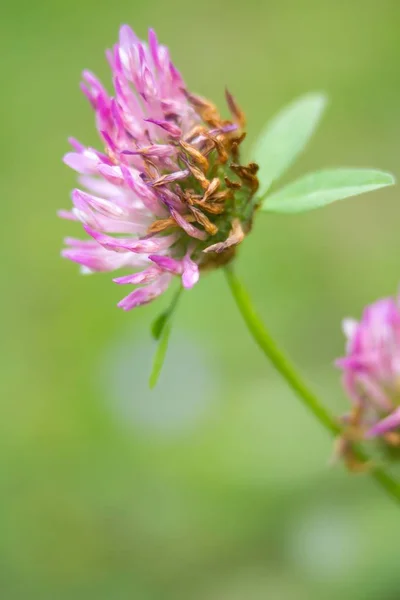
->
225, 88, 246, 128
224, 176, 242, 190
203, 218, 245, 254
179, 140, 209, 172
190, 206, 218, 236
230, 163, 259, 193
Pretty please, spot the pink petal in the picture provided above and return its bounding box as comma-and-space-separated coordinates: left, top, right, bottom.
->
72, 189, 125, 218
64, 151, 99, 174
122, 145, 176, 159
113, 266, 162, 285
366, 407, 400, 438
68, 137, 85, 152
149, 254, 183, 274
170, 209, 207, 241
58, 210, 78, 221
182, 255, 199, 289
148, 28, 161, 70
97, 164, 125, 186
84, 225, 178, 254
145, 118, 182, 138
117, 274, 171, 310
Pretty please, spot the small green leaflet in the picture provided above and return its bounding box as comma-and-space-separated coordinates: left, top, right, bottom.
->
149, 286, 183, 388
151, 286, 182, 340
151, 311, 169, 341
149, 323, 172, 389
262, 168, 395, 214
253, 93, 327, 197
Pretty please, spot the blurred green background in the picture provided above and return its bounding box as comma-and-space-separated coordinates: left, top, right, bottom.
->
2, 0, 400, 598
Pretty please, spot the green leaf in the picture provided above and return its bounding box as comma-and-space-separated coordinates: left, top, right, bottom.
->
151, 311, 169, 341
262, 168, 395, 214
149, 286, 183, 387
149, 323, 172, 389
253, 93, 327, 196
150, 286, 183, 340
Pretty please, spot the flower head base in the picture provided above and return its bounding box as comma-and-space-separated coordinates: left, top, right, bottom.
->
336, 294, 400, 454
60, 25, 259, 310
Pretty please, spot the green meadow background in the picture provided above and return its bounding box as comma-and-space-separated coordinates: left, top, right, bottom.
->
2, 0, 400, 598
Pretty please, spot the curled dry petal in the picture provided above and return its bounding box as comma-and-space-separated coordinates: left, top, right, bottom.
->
203, 219, 244, 254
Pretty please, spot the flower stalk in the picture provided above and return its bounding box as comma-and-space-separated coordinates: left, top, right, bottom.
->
224, 265, 400, 505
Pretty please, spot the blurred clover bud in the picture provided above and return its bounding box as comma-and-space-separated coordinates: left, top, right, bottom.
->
60, 25, 259, 311
336, 295, 400, 467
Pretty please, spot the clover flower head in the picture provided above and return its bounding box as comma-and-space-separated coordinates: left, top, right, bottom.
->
60, 25, 259, 310
336, 294, 400, 447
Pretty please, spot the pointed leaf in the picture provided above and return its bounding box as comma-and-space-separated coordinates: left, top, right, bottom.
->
151, 286, 182, 340
253, 93, 327, 195
151, 312, 169, 341
149, 323, 171, 389
149, 286, 183, 387
262, 168, 395, 214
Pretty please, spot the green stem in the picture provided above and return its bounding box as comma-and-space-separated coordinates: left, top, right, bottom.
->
225, 265, 400, 505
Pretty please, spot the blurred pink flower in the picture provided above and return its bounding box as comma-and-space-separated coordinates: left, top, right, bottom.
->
336, 295, 400, 446
60, 25, 258, 309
